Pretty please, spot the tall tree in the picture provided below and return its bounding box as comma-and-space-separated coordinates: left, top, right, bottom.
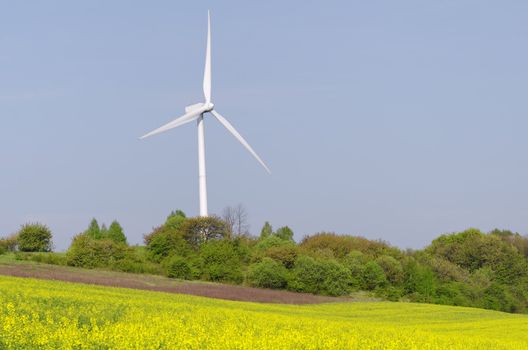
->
181, 216, 229, 248
260, 221, 273, 240
275, 226, 294, 241
165, 210, 187, 230
85, 218, 101, 239
222, 206, 236, 235
100, 223, 108, 238
17, 223, 53, 252
107, 220, 127, 244
223, 204, 249, 237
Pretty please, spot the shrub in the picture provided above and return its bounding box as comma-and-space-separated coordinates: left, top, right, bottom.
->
289, 256, 352, 296
403, 260, 437, 302
247, 258, 289, 289
274, 226, 294, 241
425, 256, 470, 283
165, 210, 187, 230
381, 286, 404, 301
199, 240, 244, 283
259, 221, 273, 240
376, 255, 404, 285
255, 235, 294, 251
343, 251, 366, 289
0, 234, 18, 252
300, 232, 401, 260
27, 252, 67, 265
145, 225, 192, 263
362, 261, 387, 290
164, 255, 192, 279
264, 245, 298, 268
17, 223, 53, 252
66, 234, 130, 269
113, 257, 162, 275
435, 282, 471, 307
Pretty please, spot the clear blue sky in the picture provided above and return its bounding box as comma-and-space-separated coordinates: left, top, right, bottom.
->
1, 1, 527, 251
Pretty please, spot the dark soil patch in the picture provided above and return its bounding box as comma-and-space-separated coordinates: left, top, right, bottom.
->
0, 263, 345, 304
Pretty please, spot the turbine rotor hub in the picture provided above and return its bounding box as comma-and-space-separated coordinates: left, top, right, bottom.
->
204, 102, 214, 112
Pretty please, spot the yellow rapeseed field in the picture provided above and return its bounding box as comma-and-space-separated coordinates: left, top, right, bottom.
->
0, 275, 527, 349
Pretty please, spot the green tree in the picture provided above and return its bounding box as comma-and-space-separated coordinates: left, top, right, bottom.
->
180, 216, 229, 248
275, 226, 294, 241
85, 218, 101, 239
247, 258, 289, 289
289, 256, 352, 296
264, 245, 298, 268
199, 240, 244, 283
260, 221, 273, 240
165, 210, 187, 230
362, 261, 387, 290
144, 225, 192, 263
0, 234, 18, 253
404, 260, 437, 302
66, 234, 130, 268
164, 255, 192, 280
17, 223, 53, 252
343, 251, 366, 289
255, 235, 294, 251
376, 255, 404, 285
107, 220, 127, 244
100, 223, 108, 238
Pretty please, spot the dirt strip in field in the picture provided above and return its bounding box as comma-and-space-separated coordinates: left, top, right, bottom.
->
0, 263, 347, 304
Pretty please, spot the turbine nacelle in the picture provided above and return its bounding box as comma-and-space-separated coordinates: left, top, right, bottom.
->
184, 102, 214, 114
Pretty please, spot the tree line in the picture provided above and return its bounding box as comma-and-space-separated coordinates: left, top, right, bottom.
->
2, 211, 528, 314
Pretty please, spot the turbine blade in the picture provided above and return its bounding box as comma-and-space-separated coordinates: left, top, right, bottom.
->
140, 109, 203, 139
211, 109, 271, 174
203, 10, 212, 103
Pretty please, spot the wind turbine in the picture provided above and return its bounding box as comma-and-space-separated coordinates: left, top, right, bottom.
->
140, 11, 270, 217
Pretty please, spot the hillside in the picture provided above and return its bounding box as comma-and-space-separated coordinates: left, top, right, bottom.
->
4, 215, 528, 314
0, 255, 347, 304
0, 275, 527, 349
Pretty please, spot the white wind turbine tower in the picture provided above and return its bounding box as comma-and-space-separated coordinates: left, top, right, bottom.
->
140, 11, 270, 217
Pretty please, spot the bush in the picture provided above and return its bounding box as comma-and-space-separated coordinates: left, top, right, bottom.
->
288, 256, 352, 296
17, 223, 53, 252
362, 261, 387, 290
255, 235, 294, 251
274, 226, 294, 241
264, 245, 298, 268
300, 232, 401, 260
199, 240, 244, 283
164, 255, 192, 279
247, 258, 289, 289
376, 255, 404, 285
145, 226, 192, 263
425, 256, 470, 283
343, 251, 366, 289
27, 252, 67, 265
403, 260, 437, 302
66, 234, 130, 269
165, 210, 187, 230
0, 234, 18, 252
